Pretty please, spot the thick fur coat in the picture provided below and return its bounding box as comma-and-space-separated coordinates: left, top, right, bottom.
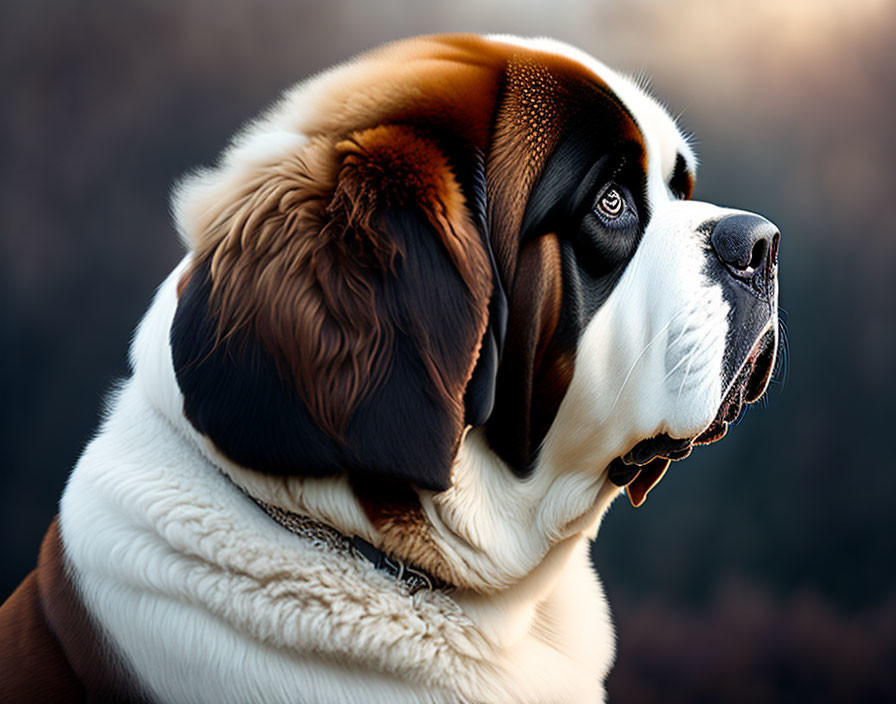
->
0, 34, 779, 703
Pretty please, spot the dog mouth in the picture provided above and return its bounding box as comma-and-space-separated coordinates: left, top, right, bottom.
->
607, 327, 777, 506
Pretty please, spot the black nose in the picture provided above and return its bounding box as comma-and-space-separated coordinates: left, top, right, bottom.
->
710, 214, 780, 285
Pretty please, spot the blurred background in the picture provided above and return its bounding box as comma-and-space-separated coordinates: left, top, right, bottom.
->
2, 0, 894, 700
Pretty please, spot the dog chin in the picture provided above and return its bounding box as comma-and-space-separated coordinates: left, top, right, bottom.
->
607, 322, 778, 506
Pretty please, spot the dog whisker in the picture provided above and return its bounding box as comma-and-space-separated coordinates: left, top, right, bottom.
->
675, 325, 725, 402
608, 307, 688, 414
772, 308, 790, 389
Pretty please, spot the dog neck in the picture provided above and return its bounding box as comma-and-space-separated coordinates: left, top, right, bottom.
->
136, 257, 623, 594
55, 255, 618, 700
60, 378, 616, 702
249, 495, 453, 594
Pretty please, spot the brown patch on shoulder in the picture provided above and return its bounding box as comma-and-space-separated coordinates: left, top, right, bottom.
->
39, 519, 150, 702
0, 518, 149, 702
0, 567, 83, 701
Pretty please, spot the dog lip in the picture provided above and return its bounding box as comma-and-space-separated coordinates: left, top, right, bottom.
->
607, 327, 777, 497
713, 326, 777, 429
607, 457, 640, 486
744, 328, 777, 403
606, 434, 693, 488
623, 434, 693, 467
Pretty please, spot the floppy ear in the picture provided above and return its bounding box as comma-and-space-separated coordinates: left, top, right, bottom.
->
171, 125, 493, 491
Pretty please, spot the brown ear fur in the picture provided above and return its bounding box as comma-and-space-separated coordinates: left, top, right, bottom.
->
485, 234, 574, 471
173, 125, 491, 490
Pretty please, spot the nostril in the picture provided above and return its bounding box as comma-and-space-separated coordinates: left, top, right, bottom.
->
769, 232, 780, 267
747, 239, 767, 275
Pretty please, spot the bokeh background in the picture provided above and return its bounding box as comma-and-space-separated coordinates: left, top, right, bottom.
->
2, 0, 894, 700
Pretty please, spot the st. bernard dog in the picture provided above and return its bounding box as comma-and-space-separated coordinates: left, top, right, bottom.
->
0, 34, 780, 703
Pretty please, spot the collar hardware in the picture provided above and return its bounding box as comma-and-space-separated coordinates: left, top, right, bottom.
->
252, 499, 452, 595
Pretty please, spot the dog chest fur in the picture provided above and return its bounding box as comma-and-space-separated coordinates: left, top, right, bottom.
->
56, 264, 614, 703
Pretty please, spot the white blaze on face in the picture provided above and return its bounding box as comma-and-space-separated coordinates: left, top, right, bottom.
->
539, 199, 738, 478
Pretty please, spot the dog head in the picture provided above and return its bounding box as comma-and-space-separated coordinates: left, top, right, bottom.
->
169, 35, 778, 578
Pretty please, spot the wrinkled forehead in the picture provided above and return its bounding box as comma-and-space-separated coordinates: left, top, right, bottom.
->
487, 35, 697, 197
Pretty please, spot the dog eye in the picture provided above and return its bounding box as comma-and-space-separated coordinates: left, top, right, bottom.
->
595, 186, 625, 219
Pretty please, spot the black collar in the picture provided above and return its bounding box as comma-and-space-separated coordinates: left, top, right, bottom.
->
251, 498, 453, 595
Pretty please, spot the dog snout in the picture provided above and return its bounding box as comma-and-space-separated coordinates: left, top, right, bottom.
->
710, 214, 779, 289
